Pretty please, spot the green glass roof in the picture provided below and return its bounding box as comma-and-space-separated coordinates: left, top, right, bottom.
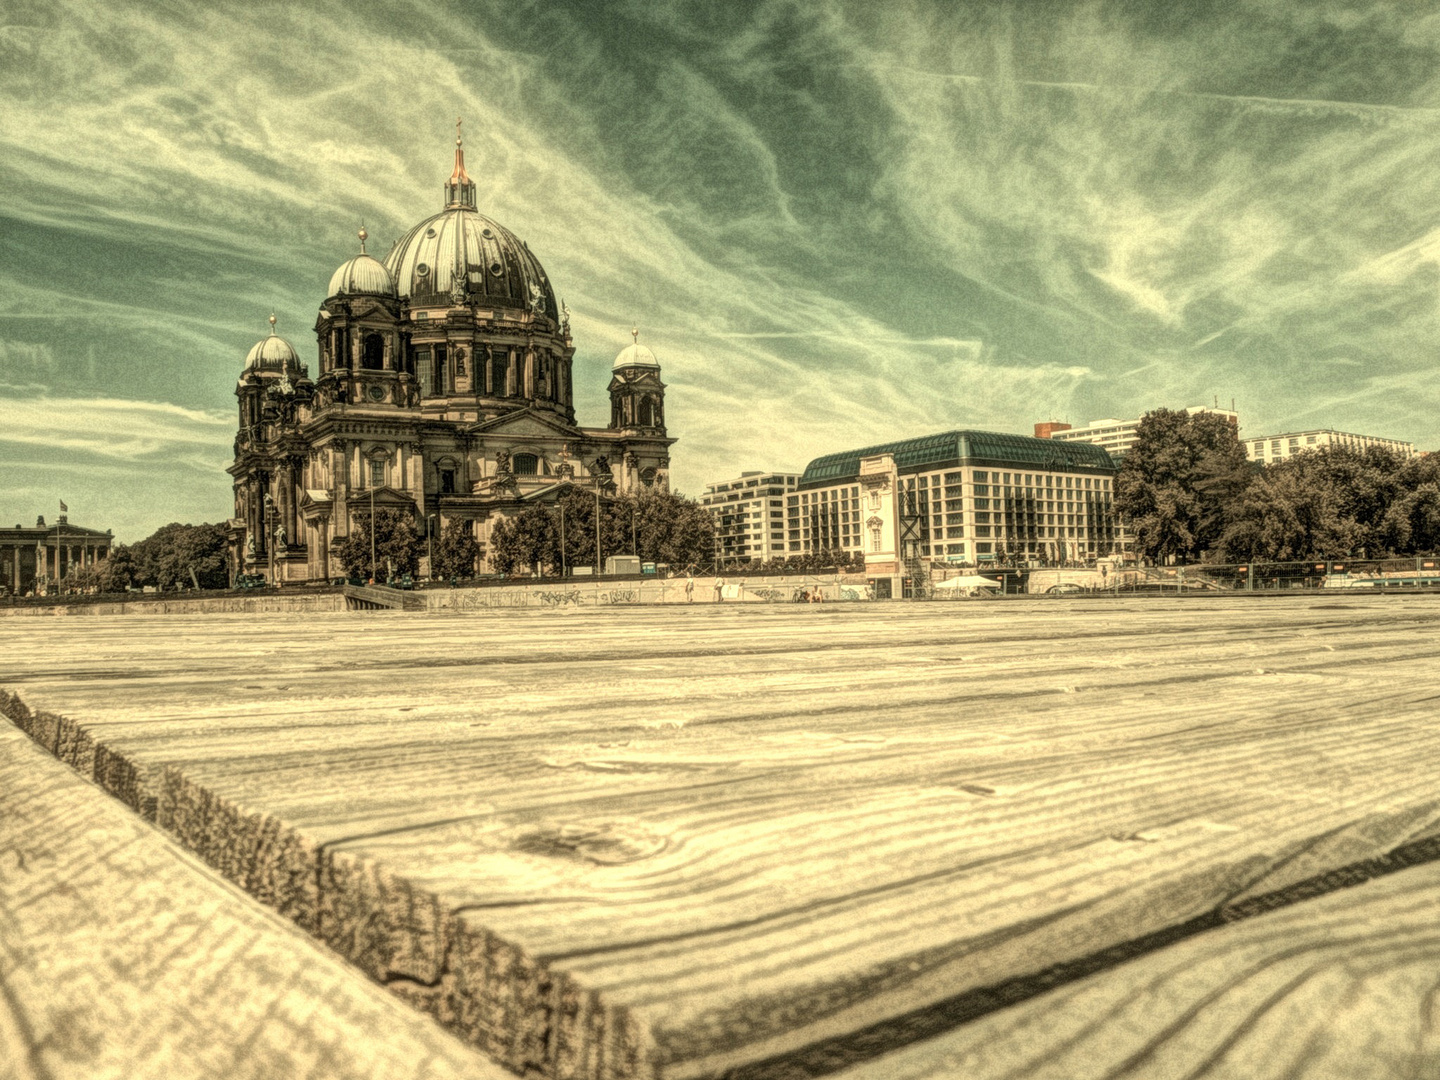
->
799, 430, 1115, 487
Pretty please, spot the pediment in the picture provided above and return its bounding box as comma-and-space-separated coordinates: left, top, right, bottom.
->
299, 489, 334, 510
350, 297, 396, 320
608, 372, 665, 391
343, 485, 416, 510
471, 408, 580, 439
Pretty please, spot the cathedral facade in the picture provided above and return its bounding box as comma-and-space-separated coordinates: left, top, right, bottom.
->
227, 130, 675, 583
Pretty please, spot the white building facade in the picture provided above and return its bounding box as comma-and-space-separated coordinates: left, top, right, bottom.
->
1044, 406, 1239, 458
1243, 429, 1414, 464
789, 431, 1119, 595
700, 472, 799, 563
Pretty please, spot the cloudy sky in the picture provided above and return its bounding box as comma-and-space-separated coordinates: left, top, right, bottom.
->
4, 0, 1440, 539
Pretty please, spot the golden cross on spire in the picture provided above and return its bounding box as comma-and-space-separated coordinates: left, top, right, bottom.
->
358, 222, 368, 254
456, 116, 463, 146
268, 313, 277, 333
631, 327, 639, 345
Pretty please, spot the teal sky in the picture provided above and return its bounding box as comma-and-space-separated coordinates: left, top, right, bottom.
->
4, 0, 1440, 540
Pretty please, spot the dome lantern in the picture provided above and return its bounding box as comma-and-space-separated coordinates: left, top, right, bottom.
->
445, 117, 476, 211
381, 136, 557, 315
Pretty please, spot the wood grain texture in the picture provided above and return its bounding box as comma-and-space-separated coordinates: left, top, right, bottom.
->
830, 855, 1440, 1080
4, 596, 1440, 1078
0, 721, 513, 1080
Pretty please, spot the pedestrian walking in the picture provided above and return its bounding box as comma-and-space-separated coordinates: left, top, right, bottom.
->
686, 576, 695, 603
714, 576, 724, 602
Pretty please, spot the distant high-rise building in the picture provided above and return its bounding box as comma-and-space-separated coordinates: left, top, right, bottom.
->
1038, 406, 1239, 458
1243, 429, 1414, 464
700, 472, 800, 563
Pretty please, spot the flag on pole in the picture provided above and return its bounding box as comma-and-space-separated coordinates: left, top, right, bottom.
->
59, 500, 67, 513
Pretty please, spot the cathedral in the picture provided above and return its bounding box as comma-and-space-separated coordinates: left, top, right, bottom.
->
227, 127, 674, 583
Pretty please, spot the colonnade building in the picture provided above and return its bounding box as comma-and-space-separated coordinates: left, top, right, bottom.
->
227, 128, 675, 583
788, 430, 1118, 592
1, 514, 112, 596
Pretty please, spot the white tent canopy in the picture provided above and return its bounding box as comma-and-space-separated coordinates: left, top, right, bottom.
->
932, 575, 1002, 590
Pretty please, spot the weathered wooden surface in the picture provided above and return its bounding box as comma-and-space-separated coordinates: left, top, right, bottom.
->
4, 597, 1440, 1078
833, 855, 1440, 1080
0, 718, 512, 1080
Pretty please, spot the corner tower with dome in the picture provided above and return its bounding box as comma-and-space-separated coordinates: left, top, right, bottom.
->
226, 125, 676, 583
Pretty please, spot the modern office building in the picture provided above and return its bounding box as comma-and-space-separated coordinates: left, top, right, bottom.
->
1242, 429, 1414, 464
1039, 406, 1239, 458
700, 472, 800, 564
790, 431, 1118, 596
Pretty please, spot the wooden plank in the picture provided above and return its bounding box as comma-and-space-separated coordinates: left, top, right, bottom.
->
827, 855, 1440, 1080
4, 596, 1440, 1078
0, 721, 512, 1080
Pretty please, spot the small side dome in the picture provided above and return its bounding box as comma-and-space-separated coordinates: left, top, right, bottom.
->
244, 314, 302, 374
328, 226, 397, 298
613, 327, 660, 370
328, 254, 395, 297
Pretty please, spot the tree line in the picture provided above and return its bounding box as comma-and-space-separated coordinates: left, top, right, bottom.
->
1116, 408, 1439, 564
487, 487, 714, 575
62, 522, 231, 593
52, 487, 718, 594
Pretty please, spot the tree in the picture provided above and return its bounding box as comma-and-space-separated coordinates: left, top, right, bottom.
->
626, 488, 715, 568
488, 485, 716, 575
336, 508, 421, 580
1115, 409, 1254, 563
64, 545, 134, 593
1219, 445, 1416, 562
1381, 454, 1440, 554
128, 523, 229, 589
432, 520, 481, 579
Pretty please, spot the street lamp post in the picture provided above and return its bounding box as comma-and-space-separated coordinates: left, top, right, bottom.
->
427, 513, 436, 580
369, 484, 377, 584
559, 503, 567, 578
263, 493, 275, 585
594, 484, 603, 576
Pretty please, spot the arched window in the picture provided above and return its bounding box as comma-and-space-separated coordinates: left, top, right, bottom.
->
361, 333, 384, 370
513, 453, 538, 476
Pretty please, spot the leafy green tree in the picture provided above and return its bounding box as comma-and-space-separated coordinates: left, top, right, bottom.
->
128, 523, 229, 589
488, 503, 560, 575
66, 547, 136, 593
1116, 409, 1254, 563
488, 485, 715, 575
336, 508, 421, 580
98, 544, 136, 591
625, 488, 715, 568
1220, 445, 1416, 562
1381, 454, 1440, 554
432, 520, 481, 579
